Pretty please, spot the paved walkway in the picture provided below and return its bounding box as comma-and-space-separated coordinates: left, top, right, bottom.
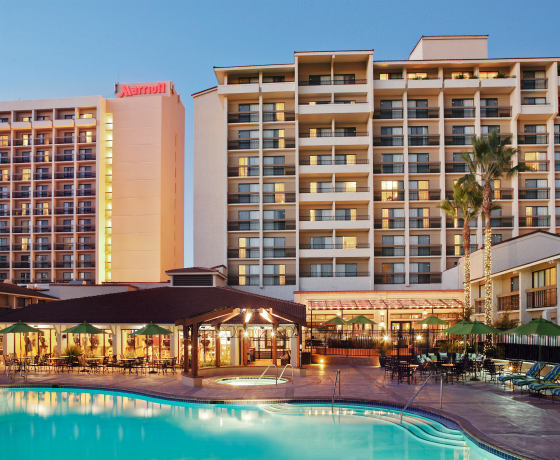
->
2, 364, 560, 459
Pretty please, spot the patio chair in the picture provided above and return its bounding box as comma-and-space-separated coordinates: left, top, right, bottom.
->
451, 361, 468, 385
518, 365, 560, 395
397, 362, 414, 385
428, 353, 438, 362
438, 352, 449, 363
497, 362, 544, 387
384, 357, 394, 377
482, 360, 502, 383
132, 357, 147, 376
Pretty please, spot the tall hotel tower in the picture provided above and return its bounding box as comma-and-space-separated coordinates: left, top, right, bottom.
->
193, 36, 559, 301
0, 81, 185, 284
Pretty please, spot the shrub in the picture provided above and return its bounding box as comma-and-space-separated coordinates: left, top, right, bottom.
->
62, 345, 82, 357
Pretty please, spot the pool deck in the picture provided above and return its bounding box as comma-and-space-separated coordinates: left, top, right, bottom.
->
2, 364, 560, 460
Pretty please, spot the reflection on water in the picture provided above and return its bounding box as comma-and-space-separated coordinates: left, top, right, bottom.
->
0, 389, 494, 460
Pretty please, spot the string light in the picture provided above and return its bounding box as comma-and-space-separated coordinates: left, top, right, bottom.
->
484, 229, 493, 352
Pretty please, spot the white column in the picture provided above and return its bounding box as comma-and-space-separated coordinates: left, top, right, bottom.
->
519, 269, 532, 324
290, 335, 298, 366
230, 337, 239, 366
171, 327, 180, 358
53, 325, 62, 356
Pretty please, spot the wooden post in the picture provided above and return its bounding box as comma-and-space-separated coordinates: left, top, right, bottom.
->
296, 326, 302, 368
272, 325, 277, 366
191, 323, 199, 377
183, 321, 189, 373
215, 326, 221, 368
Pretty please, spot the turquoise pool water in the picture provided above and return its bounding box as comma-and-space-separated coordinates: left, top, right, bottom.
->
0, 388, 504, 460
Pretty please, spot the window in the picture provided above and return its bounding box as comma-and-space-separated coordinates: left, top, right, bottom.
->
335, 181, 357, 193
335, 236, 357, 249
451, 72, 472, 79
238, 265, 259, 285
309, 209, 331, 222
380, 180, 403, 201
262, 76, 285, 83
379, 72, 402, 80
381, 208, 404, 229
237, 156, 259, 177
481, 125, 500, 134
532, 267, 556, 288
309, 154, 331, 165
480, 98, 498, 107
409, 180, 429, 201
335, 208, 357, 221
334, 154, 357, 165
336, 263, 357, 277
407, 73, 427, 80
309, 181, 331, 193
479, 71, 499, 79
310, 264, 333, 277
511, 277, 519, 292
263, 265, 286, 285
310, 236, 332, 249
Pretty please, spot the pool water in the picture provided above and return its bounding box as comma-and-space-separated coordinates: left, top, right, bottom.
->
0, 388, 504, 460
216, 376, 289, 385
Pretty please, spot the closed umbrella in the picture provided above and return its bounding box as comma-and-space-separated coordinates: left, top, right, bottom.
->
0, 321, 41, 358
131, 322, 172, 372
501, 318, 560, 378
416, 316, 448, 356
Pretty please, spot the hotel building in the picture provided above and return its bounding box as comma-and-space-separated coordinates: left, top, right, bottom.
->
193, 35, 559, 313
0, 81, 185, 284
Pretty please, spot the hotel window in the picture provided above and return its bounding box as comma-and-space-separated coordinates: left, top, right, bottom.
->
237, 210, 259, 231
336, 236, 357, 249
525, 206, 548, 227
379, 72, 402, 80
78, 219, 92, 230
237, 76, 259, 84
263, 129, 285, 148
478, 71, 499, 79
78, 148, 93, 160
238, 238, 259, 260
491, 234, 503, 244
237, 156, 259, 177
79, 113, 93, 119
309, 209, 331, 222
264, 264, 286, 285
408, 153, 429, 173
0, 136, 9, 147
481, 125, 500, 134
262, 76, 285, 83
380, 126, 403, 146
381, 208, 404, 229
64, 114, 75, 120
511, 276, 519, 292
380, 180, 403, 201
263, 156, 285, 176
61, 149, 73, 161
335, 208, 357, 221
263, 103, 285, 122
525, 179, 548, 199
453, 234, 476, 255
335, 154, 357, 165
524, 124, 547, 134
407, 100, 429, 118
308, 75, 331, 85
37, 202, 50, 216
335, 181, 357, 193
334, 127, 357, 137
309, 154, 331, 165
481, 98, 498, 106
452, 126, 475, 145
381, 264, 405, 283
309, 181, 331, 193
0, 118, 8, 123
382, 235, 405, 248
532, 267, 556, 288
263, 238, 286, 258
238, 183, 259, 203
0, 204, 7, 217
522, 70, 546, 89
36, 272, 49, 280
310, 236, 332, 249
310, 264, 333, 277
263, 182, 285, 203
79, 131, 93, 143
524, 152, 547, 172
36, 150, 50, 162
63, 272, 73, 280
238, 265, 260, 285
238, 130, 259, 149
523, 97, 547, 105
410, 263, 431, 284
451, 71, 472, 79
0, 152, 7, 163
409, 180, 429, 201
379, 100, 402, 119
79, 272, 92, 280
336, 263, 358, 277
63, 166, 74, 178
407, 72, 427, 80
309, 128, 332, 138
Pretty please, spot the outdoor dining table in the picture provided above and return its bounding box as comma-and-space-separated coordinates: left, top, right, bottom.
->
119, 358, 136, 374
152, 358, 172, 374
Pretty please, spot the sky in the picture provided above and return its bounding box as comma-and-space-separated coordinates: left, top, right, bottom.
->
1, 0, 559, 266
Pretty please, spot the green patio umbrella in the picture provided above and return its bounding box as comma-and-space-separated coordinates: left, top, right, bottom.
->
347, 315, 376, 336
0, 321, 41, 358
324, 317, 348, 326
501, 318, 560, 378
442, 320, 472, 356
416, 316, 448, 356
62, 322, 105, 357
131, 322, 172, 336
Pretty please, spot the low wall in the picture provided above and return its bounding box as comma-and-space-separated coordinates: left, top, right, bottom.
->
311, 354, 380, 366
196, 366, 275, 378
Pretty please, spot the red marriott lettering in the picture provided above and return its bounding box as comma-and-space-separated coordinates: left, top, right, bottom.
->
119, 82, 166, 98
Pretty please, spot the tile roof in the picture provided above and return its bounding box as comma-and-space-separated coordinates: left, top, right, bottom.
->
0, 287, 305, 325
0, 283, 58, 300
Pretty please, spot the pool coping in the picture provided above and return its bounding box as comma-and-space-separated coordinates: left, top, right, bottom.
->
0, 382, 548, 460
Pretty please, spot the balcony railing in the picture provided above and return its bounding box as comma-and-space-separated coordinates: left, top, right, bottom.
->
446, 218, 478, 229
408, 135, 440, 146
77, 135, 96, 143
54, 190, 74, 197
263, 111, 295, 122
409, 189, 441, 201
409, 217, 442, 229
374, 273, 405, 284
519, 161, 549, 172
445, 162, 469, 173
299, 243, 369, 250
445, 135, 473, 146
299, 132, 368, 138
483, 216, 514, 228
55, 137, 75, 144
444, 108, 476, 118
228, 166, 259, 177
407, 108, 439, 119
373, 109, 403, 119
33, 191, 52, 198
12, 174, 32, 181
33, 226, 51, 233
76, 243, 95, 250
498, 293, 519, 311
263, 275, 296, 285
374, 246, 405, 257
373, 191, 404, 201
12, 191, 31, 199
480, 106, 512, 118
228, 193, 259, 204
34, 262, 51, 268
34, 244, 51, 250
298, 79, 367, 86
482, 133, 513, 144
299, 187, 369, 193
54, 243, 73, 250
518, 134, 548, 145
12, 245, 31, 251
263, 165, 295, 176
76, 171, 95, 179
518, 188, 549, 199
527, 287, 557, 309
12, 226, 31, 234
76, 207, 95, 214
227, 220, 259, 231
263, 192, 295, 203
374, 218, 405, 229
373, 163, 404, 174
372, 136, 404, 146
12, 139, 33, 147
475, 299, 485, 314
299, 215, 369, 222
410, 245, 442, 256
77, 261, 95, 268
410, 272, 442, 284
228, 139, 259, 150
521, 78, 547, 90
12, 156, 31, 164
32, 278, 51, 283
263, 138, 295, 149
300, 271, 370, 278
299, 158, 369, 166
228, 112, 259, 123
77, 154, 96, 161
54, 172, 74, 180
263, 219, 296, 231
12, 262, 31, 269
492, 188, 514, 200
519, 216, 550, 227
77, 189, 95, 196
446, 244, 479, 256
54, 261, 73, 268
263, 247, 296, 258
409, 162, 440, 174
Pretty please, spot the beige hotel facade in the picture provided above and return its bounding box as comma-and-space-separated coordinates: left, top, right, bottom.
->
192, 35, 560, 330
0, 81, 185, 285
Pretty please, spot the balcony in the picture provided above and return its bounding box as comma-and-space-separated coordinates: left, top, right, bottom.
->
300, 271, 369, 278
374, 273, 405, 284
77, 261, 95, 268
12, 174, 31, 181
482, 133, 513, 144
0, 244, 9, 251
521, 78, 547, 90
299, 102, 370, 117
492, 188, 514, 200
444, 107, 476, 118
409, 163, 440, 174
372, 135, 404, 147
227, 220, 259, 231
55, 190, 74, 197
263, 275, 296, 285
409, 245, 442, 256
518, 134, 548, 145
446, 218, 478, 229
373, 109, 403, 120
77, 189, 95, 197
409, 189, 441, 201
408, 135, 440, 146
409, 217, 442, 229
263, 111, 295, 122
374, 246, 405, 257
374, 218, 405, 229
12, 209, 32, 216
227, 139, 259, 150
299, 243, 369, 250
263, 247, 296, 258
227, 275, 260, 286
263, 192, 295, 203
410, 272, 442, 284
33, 226, 52, 233
228, 112, 259, 124
34, 244, 52, 251
519, 161, 549, 172
300, 131, 369, 147
76, 171, 95, 179
54, 207, 73, 215
12, 262, 31, 269
55, 154, 74, 162
12, 191, 31, 199
54, 243, 74, 250
519, 216, 550, 227
527, 287, 557, 309
263, 219, 296, 231
480, 106, 512, 118
32, 278, 52, 283
263, 137, 295, 149
76, 243, 95, 250
55, 172, 74, 180
34, 208, 52, 216
263, 165, 295, 176
445, 135, 473, 146
77, 154, 95, 161
484, 216, 514, 228
299, 158, 369, 166
373, 163, 404, 174
34, 262, 51, 269
54, 261, 73, 268
446, 244, 479, 256
12, 226, 31, 234
373, 191, 404, 202
12, 139, 33, 147
12, 156, 31, 164
55, 137, 75, 144
407, 108, 439, 119
77, 207, 95, 215
54, 226, 73, 233
299, 187, 369, 194
445, 162, 469, 173
299, 215, 369, 222
77, 135, 96, 144
497, 293, 519, 311
298, 79, 367, 86
228, 193, 259, 204
33, 191, 52, 198
518, 188, 549, 200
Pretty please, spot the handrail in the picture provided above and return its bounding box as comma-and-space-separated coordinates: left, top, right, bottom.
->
279, 364, 294, 383
331, 369, 341, 411
254, 364, 278, 385
399, 374, 443, 424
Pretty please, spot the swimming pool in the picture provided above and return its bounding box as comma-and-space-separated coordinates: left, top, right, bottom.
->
216, 376, 290, 385
0, 388, 507, 460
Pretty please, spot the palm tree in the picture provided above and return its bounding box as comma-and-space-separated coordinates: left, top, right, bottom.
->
458, 131, 525, 343
438, 179, 483, 319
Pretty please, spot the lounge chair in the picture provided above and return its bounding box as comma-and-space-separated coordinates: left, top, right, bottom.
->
526, 365, 560, 398
551, 388, 560, 403
497, 362, 544, 387
512, 364, 558, 393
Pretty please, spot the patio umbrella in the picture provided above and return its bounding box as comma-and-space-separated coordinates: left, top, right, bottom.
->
62, 322, 105, 356
131, 322, 171, 370
347, 315, 376, 335
416, 316, 448, 356
323, 317, 348, 326
451, 321, 502, 381
0, 321, 42, 358
501, 318, 560, 378
442, 320, 472, 355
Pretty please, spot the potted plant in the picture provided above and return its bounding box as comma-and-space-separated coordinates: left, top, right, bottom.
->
62, 345, 82, 367
377, 341, 393, 367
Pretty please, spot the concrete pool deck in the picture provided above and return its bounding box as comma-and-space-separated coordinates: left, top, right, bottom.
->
2, 364, 560, 460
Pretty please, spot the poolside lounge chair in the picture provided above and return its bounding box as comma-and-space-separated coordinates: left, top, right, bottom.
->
497, 362, 544, 386
551, 388, 560, 403
526, 365, 560, 398
512, 364, 559, 393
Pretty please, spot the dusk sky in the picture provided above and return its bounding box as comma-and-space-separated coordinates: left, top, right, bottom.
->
2, 0, 559, 265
